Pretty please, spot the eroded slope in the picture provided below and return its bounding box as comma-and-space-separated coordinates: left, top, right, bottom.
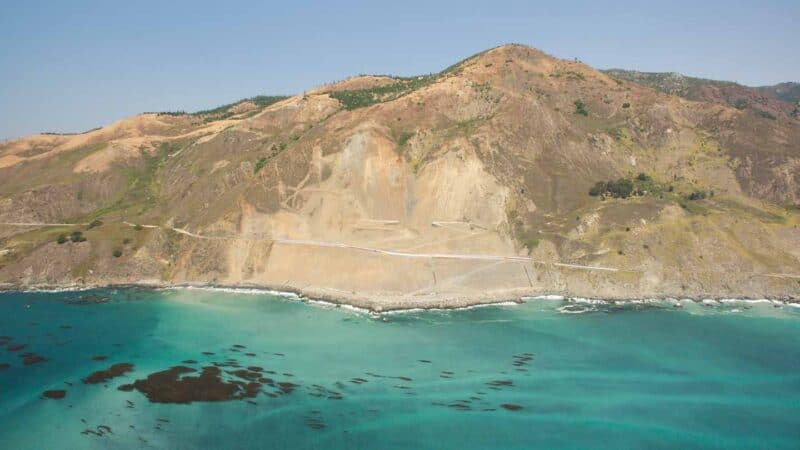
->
1, 44, 798, 308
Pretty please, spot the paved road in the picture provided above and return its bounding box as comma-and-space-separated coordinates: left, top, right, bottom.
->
8, 221, 800, 279
0, 221, 620, 272
166, 227, 619, 271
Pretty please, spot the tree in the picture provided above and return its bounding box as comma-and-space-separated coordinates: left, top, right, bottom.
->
69, 231, 86, 242
254, 156, 268, 174
589, 181, 607, 196
607, 178, 633, 198
687, 190, 707, 201
574, 100, 588, 116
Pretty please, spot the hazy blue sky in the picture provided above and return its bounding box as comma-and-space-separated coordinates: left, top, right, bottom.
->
1, 0, 797, 140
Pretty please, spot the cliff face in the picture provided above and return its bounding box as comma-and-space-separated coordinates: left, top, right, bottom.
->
1, 45, 799, 306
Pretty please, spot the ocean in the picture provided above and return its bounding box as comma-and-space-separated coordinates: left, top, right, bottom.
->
0, 288, 798, 449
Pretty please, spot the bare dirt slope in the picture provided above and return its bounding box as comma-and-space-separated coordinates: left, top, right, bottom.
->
1, 45, 799, 309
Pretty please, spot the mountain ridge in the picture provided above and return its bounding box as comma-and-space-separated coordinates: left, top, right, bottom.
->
603, 68, 800, 120
1, 44, 798, 310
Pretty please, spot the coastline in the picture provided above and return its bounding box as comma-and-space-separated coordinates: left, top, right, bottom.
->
1, 280, 798, 313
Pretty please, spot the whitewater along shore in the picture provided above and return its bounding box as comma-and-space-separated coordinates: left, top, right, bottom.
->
2, 221, 799, 311
1, 279, 798, 313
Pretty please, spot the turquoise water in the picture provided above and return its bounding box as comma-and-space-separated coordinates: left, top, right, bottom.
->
1, 289, 799, 449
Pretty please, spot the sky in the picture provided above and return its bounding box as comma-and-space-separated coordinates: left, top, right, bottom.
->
1, 0, 797, 140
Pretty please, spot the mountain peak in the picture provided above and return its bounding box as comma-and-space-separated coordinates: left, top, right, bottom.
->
470, 43, 554, 66
0, 46, 798, 305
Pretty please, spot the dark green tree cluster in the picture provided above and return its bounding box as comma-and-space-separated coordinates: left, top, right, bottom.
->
57, 230, 87, 244
254, 142, 288, 174
329, 75, 437, 110
189, 95, 289, 123
589, 178, 634, 198
573, 100, 588, 116
254, 156, 268, 174
686, 190, 708, 201
397, 131, 414, 147
757, 110, 776, 120
588, 173, 666, 199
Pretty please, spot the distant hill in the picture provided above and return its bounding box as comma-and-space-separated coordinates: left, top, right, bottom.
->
1, 44, 798, 307
757, 82, 800, 104
604, 69, 799, 120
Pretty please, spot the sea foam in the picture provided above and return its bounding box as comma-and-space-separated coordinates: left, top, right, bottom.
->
161, 285, 300, 298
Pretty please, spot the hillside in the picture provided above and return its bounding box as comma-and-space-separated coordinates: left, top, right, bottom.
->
1, 44, 799, 309
757, 82, 800, 104
604, 69, 800, 120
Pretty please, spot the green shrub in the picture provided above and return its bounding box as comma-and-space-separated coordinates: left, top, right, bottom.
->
193, 95, 288, 121
329, 74, 438, 110
589, 181, 607, 196
551, 71, 586, 81
574, 100, 588, 116
588, 178, 634, 198
679, 199, 707, 215
686, 190, 707, 201
250, 95, 288, 108
56, 234, 68, 244
88, 219, 103, 229
607, 178, 633, 198
112, 249, 123, 258
397, 131, 414, 147
134, 224, 144, 231
254, 156, 268, 174
622, 102, 631, 108
69, 231, 86, 242
524, 238, 540, 251
253, 142, 290, 175
568, 71, 585, 81
589, 173, 674, 199
123, 238, 132, 245
605, 127, 624, 140
757, 110, 776, 120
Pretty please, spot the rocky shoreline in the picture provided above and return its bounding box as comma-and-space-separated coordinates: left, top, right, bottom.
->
1, 280, 798, 313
